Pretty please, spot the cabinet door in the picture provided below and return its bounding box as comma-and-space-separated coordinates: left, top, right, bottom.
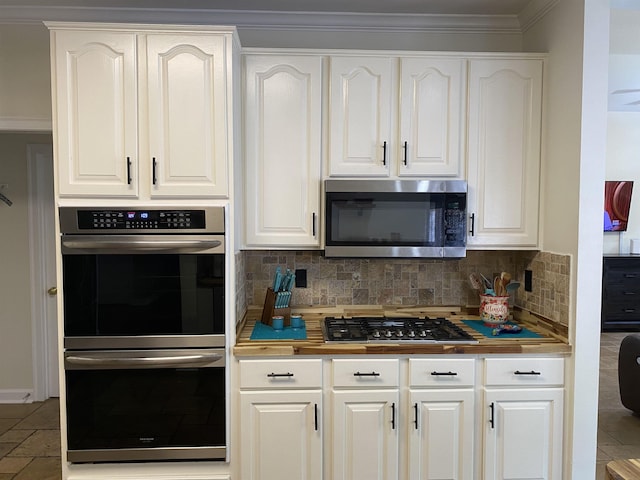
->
240, 390, 322, 480
408, 389, 475, 480
244, 55, 322, 247
484, 388, 563, 480
467, 59, 543, 248
146, 34, 229, 197
53, 30, 138, 197
332, 389, 399, 480
329, 56, 395, 177
399, 58, 465, 177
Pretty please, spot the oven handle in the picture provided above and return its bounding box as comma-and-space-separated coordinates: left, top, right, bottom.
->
61, 239, 222, 252
65, 353, 223, 368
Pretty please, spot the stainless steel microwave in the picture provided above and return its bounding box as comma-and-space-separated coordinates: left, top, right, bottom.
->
324, 180, 467, 258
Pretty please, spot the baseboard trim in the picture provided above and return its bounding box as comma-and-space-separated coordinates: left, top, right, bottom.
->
0, 389, 35, 404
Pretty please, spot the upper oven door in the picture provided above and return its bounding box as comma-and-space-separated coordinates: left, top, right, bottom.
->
61, 235, 225, 349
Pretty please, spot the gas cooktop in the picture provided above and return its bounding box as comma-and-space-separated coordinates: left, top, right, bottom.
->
322, 316, 478, 344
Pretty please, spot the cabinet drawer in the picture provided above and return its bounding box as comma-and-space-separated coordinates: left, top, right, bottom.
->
602, 302, 640, 320
332, 359, 399, 388
239, 359, 322, 389
409, 358, 475, 387
484, 357, 564, 386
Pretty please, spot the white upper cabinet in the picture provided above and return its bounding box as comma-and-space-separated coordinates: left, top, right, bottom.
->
466, 58, 543, 248
328, 55, 465, 178
50, 25, 233, 199
244, 54, 322, 247
52, 30, 138, 197
146, 34, 229, 198
399, 57, 466, 177
329, 56, 395, 177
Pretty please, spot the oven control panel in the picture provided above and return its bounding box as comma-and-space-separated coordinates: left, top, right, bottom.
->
76, 209, 207, 230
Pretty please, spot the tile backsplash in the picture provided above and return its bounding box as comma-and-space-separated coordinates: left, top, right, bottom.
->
236, 250, 571, 327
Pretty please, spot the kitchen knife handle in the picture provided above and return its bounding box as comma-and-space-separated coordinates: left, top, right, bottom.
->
489, 402, 495, 429
391, 402, 396, 429
402, 141, 408, 165
312, 212, 316, 237
152, 157, 157, 185
381, 141, 387, 166
126, 157, 132, 185
469, 213, 476, 236
314, 404, 319, 431
413, 402, 419, 429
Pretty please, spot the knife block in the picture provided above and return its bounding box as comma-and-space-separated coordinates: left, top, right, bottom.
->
261, 288, 291, 326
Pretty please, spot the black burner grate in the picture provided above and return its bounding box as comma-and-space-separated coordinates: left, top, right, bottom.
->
323, 316, 477, 344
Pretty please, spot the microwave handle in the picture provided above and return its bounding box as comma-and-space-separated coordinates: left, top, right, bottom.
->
62, 238, 221, 251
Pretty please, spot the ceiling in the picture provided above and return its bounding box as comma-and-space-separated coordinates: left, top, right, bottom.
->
0, 0, 557, 32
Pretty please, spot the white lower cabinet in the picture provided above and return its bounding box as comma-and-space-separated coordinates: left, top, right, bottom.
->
331, 359, 400, 480
237, 355, 564, 480
239, 359, 323, 480
408, 358, 475, 480
482, 357, 564, 480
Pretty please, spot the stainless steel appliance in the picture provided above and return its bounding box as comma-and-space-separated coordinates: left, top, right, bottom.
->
59, 206, 227, 463
322, 316, 478, 344
324, 179, 467, 258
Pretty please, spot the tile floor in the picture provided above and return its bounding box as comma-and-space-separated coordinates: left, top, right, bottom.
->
0, 333, 635, 480
0, 398, 60, 480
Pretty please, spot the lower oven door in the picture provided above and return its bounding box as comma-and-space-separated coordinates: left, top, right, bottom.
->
64, 349, 226, 463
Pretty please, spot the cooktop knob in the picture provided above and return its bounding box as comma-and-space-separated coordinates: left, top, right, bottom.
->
396, 330, 404, 337
407, 330, 416, 338
384, 330, 393, 338
372, 330, 381, 338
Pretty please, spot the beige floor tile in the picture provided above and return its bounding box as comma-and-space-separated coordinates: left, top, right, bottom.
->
0, 456, 32, 473
0, 445, 17, 458
0, 419, 19, 436
13, 457, 61, 480
0, 429, 34, 444
13, 400, 59, 430
0, 404, 40, 420
8, 430, 60, 457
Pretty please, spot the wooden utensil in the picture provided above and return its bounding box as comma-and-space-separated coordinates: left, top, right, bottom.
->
469, 273, 484, 291
494, 276, 504, 296
501, 272, 511, 293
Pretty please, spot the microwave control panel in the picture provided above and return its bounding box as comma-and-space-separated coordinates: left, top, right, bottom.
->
76, 209, 207, 230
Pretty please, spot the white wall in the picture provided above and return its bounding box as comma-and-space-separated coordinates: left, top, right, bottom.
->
0, 132, 53, 398
523, 1, 610, 479
0, 23, 52, 131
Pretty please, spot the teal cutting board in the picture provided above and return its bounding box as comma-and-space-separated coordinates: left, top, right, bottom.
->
462, 319, 542, 339
250, 321, 308, 341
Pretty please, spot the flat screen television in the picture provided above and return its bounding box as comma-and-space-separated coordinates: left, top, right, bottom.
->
604, 180, 634, 232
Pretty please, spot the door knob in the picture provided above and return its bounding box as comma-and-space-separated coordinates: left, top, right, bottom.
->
47, 287, 57, 296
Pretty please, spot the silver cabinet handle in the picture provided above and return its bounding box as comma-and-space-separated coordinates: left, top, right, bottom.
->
267, 372, 294, 378
353, 371, 380, 377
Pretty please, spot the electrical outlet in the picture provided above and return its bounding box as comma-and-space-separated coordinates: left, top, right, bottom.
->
295, 269, 307, 288
524, 269, 533, 292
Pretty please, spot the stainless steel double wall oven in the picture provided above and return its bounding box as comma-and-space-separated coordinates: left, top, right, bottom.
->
59, 206, 227, 463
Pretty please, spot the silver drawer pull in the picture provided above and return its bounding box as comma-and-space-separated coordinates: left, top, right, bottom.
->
431, 371, 458, 376
354, 371, 380, 377
514, 370, 541, 375
267, 372, 294, 378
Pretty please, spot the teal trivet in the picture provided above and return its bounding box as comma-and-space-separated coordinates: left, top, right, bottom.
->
250, 321, 308, 340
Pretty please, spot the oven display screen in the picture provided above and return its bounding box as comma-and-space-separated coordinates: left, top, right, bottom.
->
77, 209, 206, 230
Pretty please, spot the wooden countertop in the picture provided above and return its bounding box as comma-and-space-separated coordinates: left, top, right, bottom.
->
233, 305, 571, 357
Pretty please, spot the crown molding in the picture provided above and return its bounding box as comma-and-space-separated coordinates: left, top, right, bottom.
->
0, 6, 528, 33
518, 0, 560, 33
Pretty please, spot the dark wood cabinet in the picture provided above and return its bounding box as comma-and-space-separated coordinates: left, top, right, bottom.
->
602, 255, 640, 331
